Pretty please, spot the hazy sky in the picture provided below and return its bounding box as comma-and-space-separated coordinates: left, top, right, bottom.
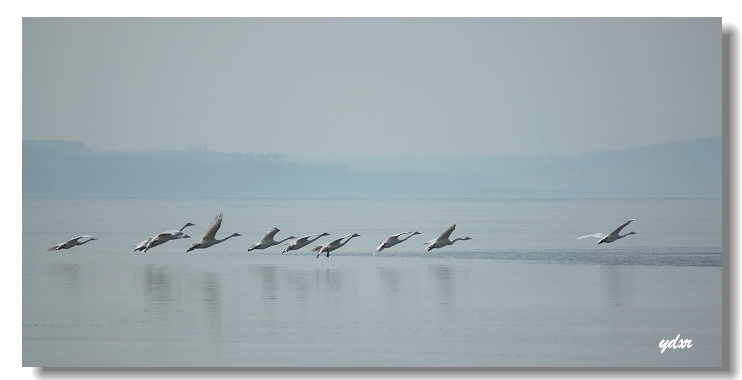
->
23, 18, 720, 157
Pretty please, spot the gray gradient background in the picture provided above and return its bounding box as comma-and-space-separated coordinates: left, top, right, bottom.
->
23, 18, 721, 159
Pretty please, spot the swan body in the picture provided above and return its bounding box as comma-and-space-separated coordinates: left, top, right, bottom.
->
134, 222, 195, 252
187, 213, 241, 252
47, 235, 97, 251
248, 228, 295, 251
578, 219, 636, 244
282, 232, 330, 254
312, 233, 360, 258
423, 222, 471, 251
374, 231, 420, 255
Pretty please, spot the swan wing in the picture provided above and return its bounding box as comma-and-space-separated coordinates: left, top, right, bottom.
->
133, 237, 153, 249
260, 228, 280, 243
72, 235, 95, 245
202, 213, 223, 240
608, 219, 635, 237
577, 233, 607, 240
156, 231, 178, 239
297, 235, 312, 244
437, 223, 457, 241
373, 241, 386, 255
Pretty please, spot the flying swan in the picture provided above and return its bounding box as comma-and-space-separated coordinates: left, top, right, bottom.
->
186, 213, 241, 252
374, 231, 421, 255
312, 234, 361, 258
282, 233, 330, 254
423, 222, 470, 251
248, 228, 295, 252
133, 222, 195, 252
577, 219, 636, 244
47, 235, 97, 252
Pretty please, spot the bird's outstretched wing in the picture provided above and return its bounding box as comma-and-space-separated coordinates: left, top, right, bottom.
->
437, 223, 457, 241
577, 233, 607, 240
260, 228, 280, 243
203, 213, 223, 240
296, 236, 311, 244
608, 219, 635, 237
133, 237, 153, 251
311, 245, 323, 253
155, 231, 174, 240
374, 240, 387, 254
179, 222, 195, 232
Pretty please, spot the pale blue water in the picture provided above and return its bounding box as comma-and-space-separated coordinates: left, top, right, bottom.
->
22, 198, 722, 367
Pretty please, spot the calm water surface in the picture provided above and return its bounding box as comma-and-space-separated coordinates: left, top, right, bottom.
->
23, 198, 722, 367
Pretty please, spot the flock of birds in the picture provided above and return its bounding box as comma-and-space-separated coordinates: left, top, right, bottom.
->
46, 213, 637, 256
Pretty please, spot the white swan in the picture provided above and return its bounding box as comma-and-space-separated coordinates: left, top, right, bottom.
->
133, 222, 195, 252
374, 231, 421, 255
312, 233, 360, 258
186, 213, 241, 252
422, 222, 470, 251
47, 235, 97, 252
248, 228, 295, 251
282, 232, 330, 254
578, 219, 636, 244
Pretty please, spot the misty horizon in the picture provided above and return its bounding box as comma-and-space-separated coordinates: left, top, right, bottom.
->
23, 136, 721, 199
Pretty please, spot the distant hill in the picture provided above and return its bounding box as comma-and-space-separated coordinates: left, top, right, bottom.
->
22, 137, 721, 198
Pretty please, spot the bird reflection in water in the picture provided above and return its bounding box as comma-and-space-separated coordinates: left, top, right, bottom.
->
428, 265, 455, 309
378, 267, 400, 302
144, 265, 173, 312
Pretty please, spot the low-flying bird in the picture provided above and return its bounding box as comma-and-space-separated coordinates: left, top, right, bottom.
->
312, 234, 361, 258
578, 219, 636, 244
47, 235, 97, 252
248, 228, 295, 252
133, 222, 195, 252
186, 213, 241, 252
374, 231, 421, 255
422, 222, 471, 251
282, 233, 330, 254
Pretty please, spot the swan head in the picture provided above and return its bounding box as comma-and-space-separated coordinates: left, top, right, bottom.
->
185, 222, 195, 228
320, 232, 330, 237
627, 231, 636, 235
351, 233, 360, 238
